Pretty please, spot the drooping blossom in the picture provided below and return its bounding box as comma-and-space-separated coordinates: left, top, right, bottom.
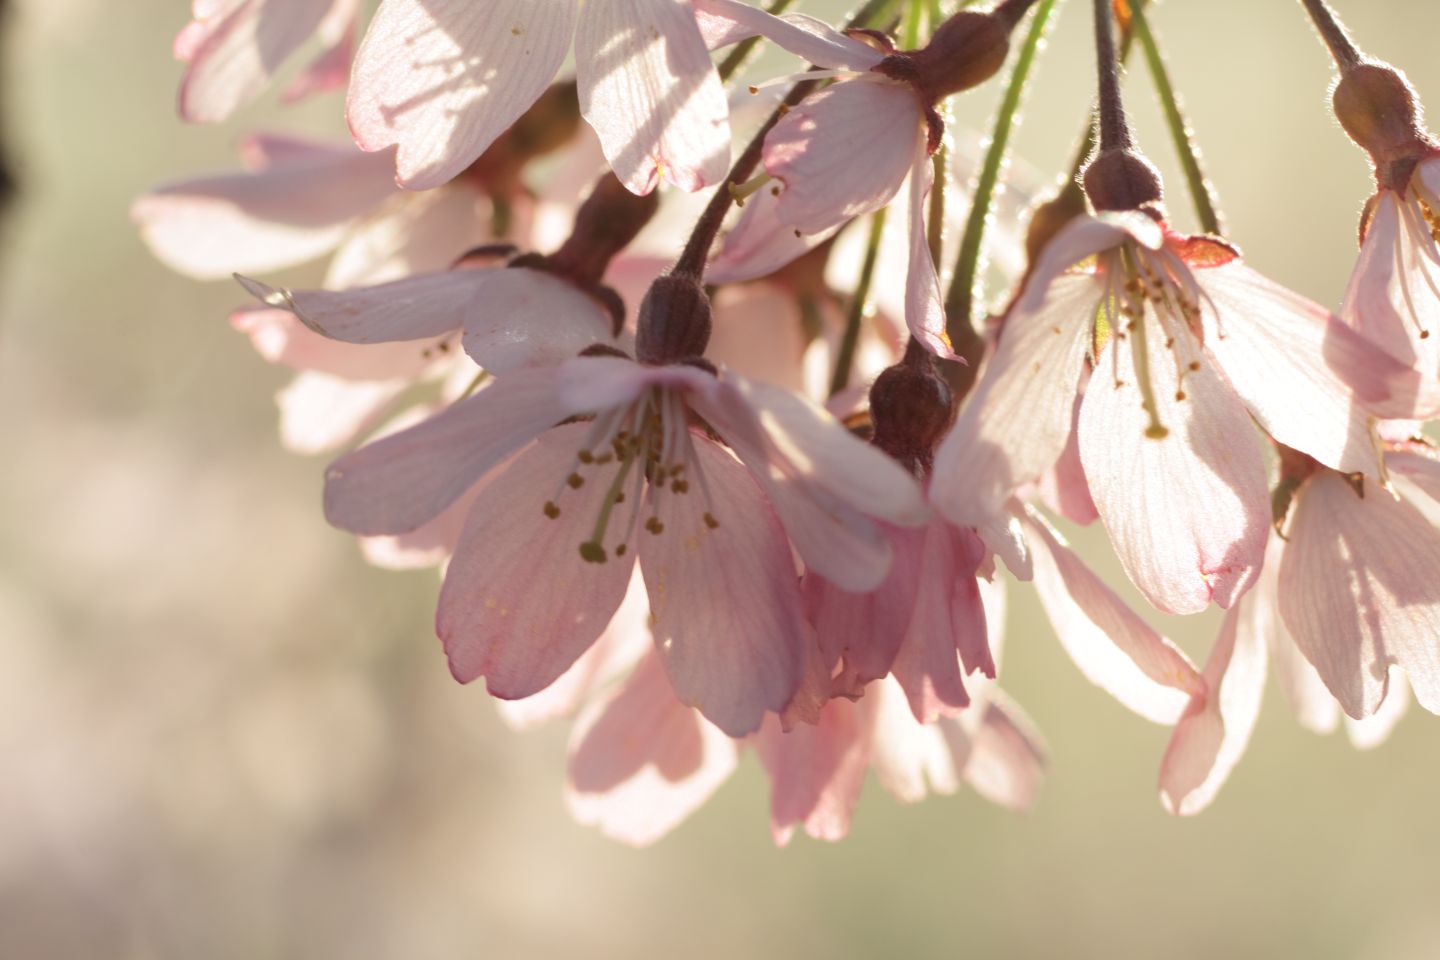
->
701, 0, 1021, 354
1341, 153, 1440, 413
176, 0, 360, 123
932, 210, 1392, 615
1159, 530, 1418, 817
322, 308, 927, 735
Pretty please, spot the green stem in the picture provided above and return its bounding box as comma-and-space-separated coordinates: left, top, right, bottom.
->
943, 0, 1059, 347
902, 0, 926, 49
1129, 1, 1223, 234
830, 210, 888, 397
716, 0, 796, 82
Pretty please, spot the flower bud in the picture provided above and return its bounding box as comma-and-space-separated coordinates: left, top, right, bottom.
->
869, 358, 954, 475
635, 274, 712, 365
1081, 147, 1164, 213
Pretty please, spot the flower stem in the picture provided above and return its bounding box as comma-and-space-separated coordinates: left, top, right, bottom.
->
1065, 0, 1145, 182
943, 0, 1058, 353
1129, 1, 1222, 235
1093, 0, 1131, 152
674, 0, 898, 279
1299, 0, 1363, 71
829, 209, 888, 397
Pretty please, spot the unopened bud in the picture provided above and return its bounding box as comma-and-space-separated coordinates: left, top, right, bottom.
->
1082, 148, 1164, 213
869, 359, 954, 474
635, 274, 712, 365
1332, 61, 1435, 171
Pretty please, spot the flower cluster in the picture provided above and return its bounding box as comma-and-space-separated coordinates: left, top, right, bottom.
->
135, 0, 1440, 844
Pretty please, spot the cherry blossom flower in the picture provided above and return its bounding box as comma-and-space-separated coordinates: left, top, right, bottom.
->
176, 0, 360, 123
1160, 531, 1418, 816
322, 336, 926, 735
704, 1, 1019, 355
1341, 153, 1440, 413
932, 211, 1390, 616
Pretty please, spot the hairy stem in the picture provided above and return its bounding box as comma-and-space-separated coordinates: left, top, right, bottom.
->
1130, 1, 1223, 234
1093, 0, 1131, 151
1299, 0, 1363, 71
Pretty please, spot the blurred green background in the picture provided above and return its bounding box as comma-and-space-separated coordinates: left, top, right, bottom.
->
3, 1, 1438, 957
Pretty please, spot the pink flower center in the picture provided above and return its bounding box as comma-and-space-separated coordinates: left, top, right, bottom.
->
542, 387, 719, 564
1096, 242, 1207, 439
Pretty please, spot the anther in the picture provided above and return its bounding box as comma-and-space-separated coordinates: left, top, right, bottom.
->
645, 517, 665, 535
543, 501, 561, 519
615, 544, 628, 556
567, 473, 584, 489
579, 542, 608, 563
703, 512, 719, 529
577, 450, 595, 464
1188, 361, 1201, 371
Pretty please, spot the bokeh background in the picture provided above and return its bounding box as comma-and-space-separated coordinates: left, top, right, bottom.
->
4, 1, 1439, 957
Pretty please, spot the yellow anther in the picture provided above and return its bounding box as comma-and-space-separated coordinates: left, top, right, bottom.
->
543, 501, 560, 519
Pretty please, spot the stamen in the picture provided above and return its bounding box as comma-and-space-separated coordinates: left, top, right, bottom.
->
543, 501, 560, 519
1121, 247, 1169, 439
729, 171, 774, 207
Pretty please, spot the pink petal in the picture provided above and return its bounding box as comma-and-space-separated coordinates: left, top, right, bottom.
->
690, 0, 885, 69
707, 184, 838, 284
1157, 587, 1267, 816
960, 692, 1048, 812
439, 424, 638, 695
323, 181, 491, 288
1023, 509, 1204, 723
565, 652, 738, 846
904, 145, 950, 357
932, 272, 1104, 569
575, 0, 729, 193
1251, 535, 1342, 734
230, 306, 436, 381
1341, 191, 1440, 373
460, 269, 617, 371
803, 522, 923, 692
347, 0, 574, 189
132, 141, 397, 279
1035, 383, 1100, 525
359, 468, 487, 570
323, 366, 568, 534
497, 569, 652, 729
276, 371, 406, 454
726, 374, 928, 526
753, 697, 870, 845
639, 435, 807, 737
236, 271, 476, 343
1345, 668, 1410, 749
764, 78, 922, 235
867, 678, 964, 802
1019, 212, 1161, 312
178, 0, 335, 123
1200, 261, 1383, 478
1279, 471, 1440, 718
281, 0, 360, 103
691, 373, 926, 591
890, 522, 985, 722
1079, 329, 1269, 615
